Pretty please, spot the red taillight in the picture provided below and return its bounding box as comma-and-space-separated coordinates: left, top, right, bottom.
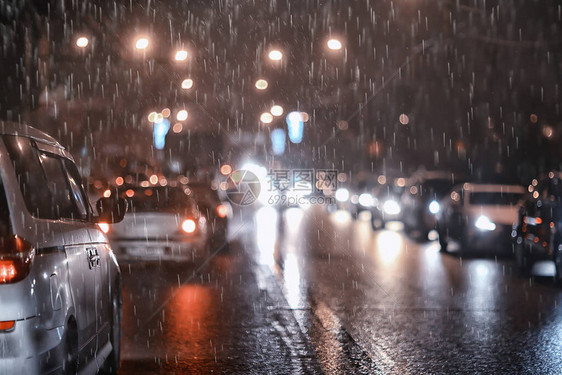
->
0, 260, 16, 283
216, 204, 228, 218
181, 219, 197, 234
0, 320, 15, 331
0, 236, 33, 284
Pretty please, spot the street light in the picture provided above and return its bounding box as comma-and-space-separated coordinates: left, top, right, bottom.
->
255, 79, 268, 90
175, 50, 188, 61
327, 38, 342, 50
260, 112, 273, 124
268, 50, 283, 61
76, 37, 89, 48
135, 37, 149, 50
181, 78, 194, 89
176, 110, 188, 121
270, 105, 284, 116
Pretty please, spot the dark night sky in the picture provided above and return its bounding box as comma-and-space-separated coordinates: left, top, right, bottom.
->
0, 0, 561, 181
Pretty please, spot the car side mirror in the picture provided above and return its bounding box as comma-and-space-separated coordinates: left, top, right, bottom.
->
95, 197, 128, 224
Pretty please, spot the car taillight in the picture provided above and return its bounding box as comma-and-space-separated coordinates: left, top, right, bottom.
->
181, 219, 197, 234
216, 204, 228, 218
97, 223, 110, 234
0, 321, 15, 331
0, 236, 33, 284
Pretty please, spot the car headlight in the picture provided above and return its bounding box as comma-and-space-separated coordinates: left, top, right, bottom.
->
181, 219, 197, 233
475, 215, 496, 231
358, 193, 374, 207
383, 199, 401, 215
335, 188, 350, 202
428, 200, 440, 214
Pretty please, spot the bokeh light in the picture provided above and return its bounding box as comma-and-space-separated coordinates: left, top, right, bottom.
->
175, 50, 188, 61
255, 79, 268, 90
135, 37, 149, 50
268, 50, 283, 61
176, 110, 188, 121
260, 112, 273, 124
270, 105, 284, 116
181, 79, 194, 89
327, 38, 342, 50
76, 37, 89, 48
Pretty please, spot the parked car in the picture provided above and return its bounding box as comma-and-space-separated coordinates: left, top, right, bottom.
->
437, 183, 525, 254
187, 182, 231, 252
106, 185, 209, 262
401, 170, 464, 239
513, 173, 562, 280
0, 122, 126, 374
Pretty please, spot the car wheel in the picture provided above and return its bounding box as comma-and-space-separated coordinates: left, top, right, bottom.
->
101, 289, 121, 374
438, 228, 448, 253
514, 239, 530, 275
459, 227, 470, 256
62, 320, 78, 375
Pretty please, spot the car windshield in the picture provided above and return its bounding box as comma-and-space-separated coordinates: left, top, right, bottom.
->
187, 184, 221, 206
469, 192, 523, 206
124, 187, 196, 214
419, 179, 454, 199
0, 178, 11, 240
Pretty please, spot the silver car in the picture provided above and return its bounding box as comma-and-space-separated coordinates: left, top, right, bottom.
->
0, 122, 126, 374
106, 185, 209, 262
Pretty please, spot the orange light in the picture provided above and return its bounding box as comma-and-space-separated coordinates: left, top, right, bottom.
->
115, 177, 124, 186
0, 321, 15, 331
220, 164, 232, 175
144, 189, 153, 196
97, 223, 110, 234
217, 204, 228, 218
125, 189, 135, 198
103, 189, 111, 198
536, 217, 543, 224
0, 261, 16, 283
181, 219, 197, 233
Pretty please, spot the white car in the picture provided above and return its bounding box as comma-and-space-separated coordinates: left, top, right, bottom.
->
106, 185, 209, 262
0, 122, 126, 374
437, 183, 525, 253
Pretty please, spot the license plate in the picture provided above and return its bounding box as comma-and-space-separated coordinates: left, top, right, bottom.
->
127, 247, 164, 256
145, 247, 164, 255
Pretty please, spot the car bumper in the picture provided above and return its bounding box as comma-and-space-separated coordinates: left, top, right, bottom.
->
110, 236, 207, 262
0, 317, 65, 375
466, 224, 513, 249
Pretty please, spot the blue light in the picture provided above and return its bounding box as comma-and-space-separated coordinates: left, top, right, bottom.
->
271, 129, 286, 155
286, 111, 304, 144
153, 119, 170, 150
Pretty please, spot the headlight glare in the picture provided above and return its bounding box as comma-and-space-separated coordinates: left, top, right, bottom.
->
383, 200, 401, 215
428, 200, 440, 214
475, 215, 496, 231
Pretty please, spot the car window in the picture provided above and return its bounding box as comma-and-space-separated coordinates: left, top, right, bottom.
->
469, 192, 522, 206
63, 159, 91, 218
0, 178, 11, 238
39, 153, 85, 220
187, 184, 221, 207
2, 135, 56, 219
125, 187, 198, 215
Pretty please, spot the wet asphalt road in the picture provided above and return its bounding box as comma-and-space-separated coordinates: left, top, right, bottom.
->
116, 206, 562, 374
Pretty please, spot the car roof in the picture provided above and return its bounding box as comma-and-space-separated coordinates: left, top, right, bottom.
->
461, 183, 525, 193
0, 121, 62, 148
